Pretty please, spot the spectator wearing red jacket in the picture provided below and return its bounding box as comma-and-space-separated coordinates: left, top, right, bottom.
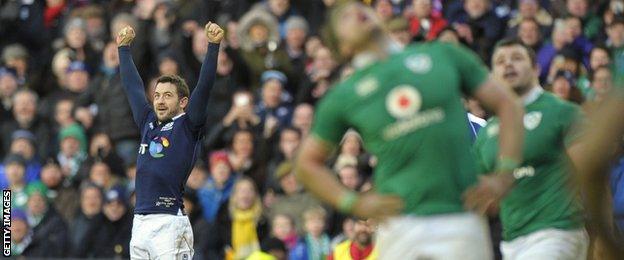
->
409, 0, 447, 41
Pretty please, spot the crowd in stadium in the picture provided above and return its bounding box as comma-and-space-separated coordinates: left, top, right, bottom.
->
0, 0, 623, 259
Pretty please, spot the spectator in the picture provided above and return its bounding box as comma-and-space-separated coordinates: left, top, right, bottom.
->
271, 213, 299, 250
268, 161, 323, 235
69, 183, 105, 257
74, 5, 107, 53
337, 165, 362, 191
267, 127, 301, 191
204, 90, 262, 151
329, 217, 355, 250
545, 45, 585, 84
237, 8, 293, 90
88, 161, 120, 192
248, 236, 288, 260
58, 17, 100, 71
125, 163, 136, 195
516, 18, 544, 52
208, 177, 269, 259
566, 0, 602, 40
198, 150, 237, 223
291, 103, 314, 138
296, 46, 338, 105
2, 154, 29, 208
537, 19, 574, 82
578, 45, 612, 96
2, 130, 42, 184
77, 132, 126, 183
290, 207, 331, 260
0, 89, 50, 160
451, 0, 504, 61
40, 61, 91, 119
228, 129, 268, 189
89, 187, 132, 258
75, 41, 140, 164
1, 44, 30, 86
548, 70, 584, 104
284, 16, 310, 71
386, 17, 412, 48
328, 219, 378, 260
608, 16, 624, 76
45, 48, 74, 96
10, 209, 31, 257
0, 67, 18, 122
57, 123, 88, 183
24, 181, 69, 257
256, 70, 293, 135
40, 159, 78, 223
563, 15, 593, 67
409, 0, 448, 41
260, 0, 301, 38
372, 0, 395, 22
330, 130, 374, 177
506, 0, 552, 33
587, 65, 614, 104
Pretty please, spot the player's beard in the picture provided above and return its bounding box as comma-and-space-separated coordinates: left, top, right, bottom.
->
155, 106, 181, 122
355, 231, 372, 246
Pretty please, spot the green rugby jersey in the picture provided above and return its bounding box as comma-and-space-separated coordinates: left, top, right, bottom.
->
311, 42, 489, 215
473, 88, 584, 241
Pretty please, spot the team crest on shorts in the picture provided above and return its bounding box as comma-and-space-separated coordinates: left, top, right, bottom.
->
386, 85, 422, 119
523, 111, 542, 130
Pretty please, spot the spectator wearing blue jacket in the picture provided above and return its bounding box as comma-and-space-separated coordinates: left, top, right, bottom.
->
0, 130, 41, 185
610, 156, 624, 234
198, 150, 238, 223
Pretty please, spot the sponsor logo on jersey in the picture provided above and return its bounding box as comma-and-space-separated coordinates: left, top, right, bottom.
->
138, 136, 170, 158
386, 85, 422, 119
487, 123, 499, 137
523, 112, 542, 130
161, 121, 174, 131
405, 54, 432, 74
513, 166, 535, 179
356, 77, 378, 97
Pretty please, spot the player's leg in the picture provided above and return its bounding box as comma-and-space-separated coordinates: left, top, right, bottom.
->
150, 215, 194, 260
376, 213, 493, 260
501, 228, 589, 260
130, 215, 151, 260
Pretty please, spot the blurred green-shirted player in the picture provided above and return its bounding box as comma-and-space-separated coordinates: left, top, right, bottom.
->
474, 38, 589, 259
295, 2, 525, 259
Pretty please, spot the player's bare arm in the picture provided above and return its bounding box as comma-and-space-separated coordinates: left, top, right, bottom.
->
464, 78, 525, 215
295, 136, 404, 220
567, 93, 624, 258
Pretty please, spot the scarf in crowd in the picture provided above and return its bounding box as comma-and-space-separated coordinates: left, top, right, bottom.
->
306, 233, 330, 260
231, 202, 262, 259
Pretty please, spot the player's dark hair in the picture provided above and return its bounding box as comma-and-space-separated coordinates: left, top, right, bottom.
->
493, 38, 537, 67
156, 74, 190, 100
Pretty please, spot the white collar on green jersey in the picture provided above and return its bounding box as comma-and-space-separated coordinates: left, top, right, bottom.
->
352, 52, 380, 69
523, 86, 544, 106
352, 39, 403, 69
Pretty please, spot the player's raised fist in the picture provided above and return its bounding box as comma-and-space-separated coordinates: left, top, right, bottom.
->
205, 22, 224, 44
116, 26, 136, 47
